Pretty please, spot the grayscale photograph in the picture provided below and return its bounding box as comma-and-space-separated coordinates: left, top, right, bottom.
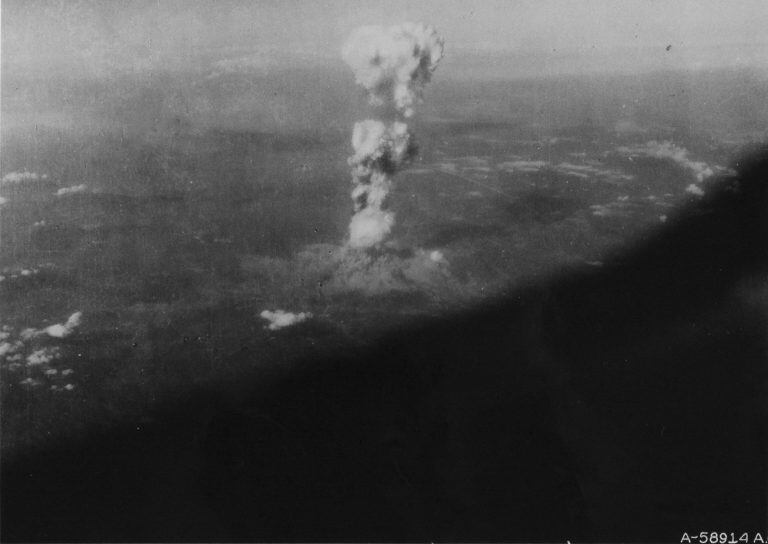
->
1, 1, 767, 541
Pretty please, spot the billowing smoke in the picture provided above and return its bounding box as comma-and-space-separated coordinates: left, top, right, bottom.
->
342, 23, 445, 118
342, 23, 443, 249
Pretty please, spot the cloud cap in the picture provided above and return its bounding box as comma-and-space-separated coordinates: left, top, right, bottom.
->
342, 23, 444, 117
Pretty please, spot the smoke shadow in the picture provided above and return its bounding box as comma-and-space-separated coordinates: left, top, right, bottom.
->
2, 146, 766, 542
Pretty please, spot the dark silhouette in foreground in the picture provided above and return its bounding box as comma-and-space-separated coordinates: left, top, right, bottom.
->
2, 147, 767, 542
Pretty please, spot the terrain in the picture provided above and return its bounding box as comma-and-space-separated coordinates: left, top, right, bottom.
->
1, 64, 767, 541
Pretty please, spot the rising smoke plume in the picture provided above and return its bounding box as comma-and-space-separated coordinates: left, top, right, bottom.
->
342, 23, 444, 249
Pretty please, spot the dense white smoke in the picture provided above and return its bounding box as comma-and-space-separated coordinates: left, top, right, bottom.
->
342, 23, 445, 118
342, 23, 443, 249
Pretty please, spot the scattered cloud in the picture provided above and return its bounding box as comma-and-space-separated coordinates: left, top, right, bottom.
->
0, 267, 40, 284
44, 324, 70, 338
499, 159, 634, 182
0, 342, 20, 357
590, 197, 635, 218
590, 204, 620, 217
20, 328, 42, 340
44, 311, 83, 338
1, 314, 81, 392
1, 171, 48, 185
430, 250, 447, 264
55, 184, 88, 196
616, 141, 715, 183
27, 347, 61, 366
260, 310, 313, 331
497, 160, 548, 173
555, 162, 634, 181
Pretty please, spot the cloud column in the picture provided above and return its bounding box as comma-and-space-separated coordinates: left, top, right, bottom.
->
342, 23, 444, 249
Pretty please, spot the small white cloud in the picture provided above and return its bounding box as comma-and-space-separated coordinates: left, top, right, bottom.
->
44, 324, 70, 338
0, 197, 7, 206
685, 184, 705, 196
64, 383, 75, 391
44, 311, 83, 338
27, 348, 60, 366
20, 327, 41, 340
44, 368, 58, 376
65, 311, 82, 329
260, 310, 312, 331
555, 162, 633, 181
0, 341, 22, 357
497, 160, 548, 173
590, 204, 624, 217
19, 378, 42, 387
429, 250, 447, 264
62, 369, 74, 376
659, 215, 668, 223
55, 184, 88, 196
0, 342, 14, 357
2, 171, 47, 185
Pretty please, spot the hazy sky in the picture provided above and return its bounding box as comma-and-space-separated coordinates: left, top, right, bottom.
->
3, 0, 767, 78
